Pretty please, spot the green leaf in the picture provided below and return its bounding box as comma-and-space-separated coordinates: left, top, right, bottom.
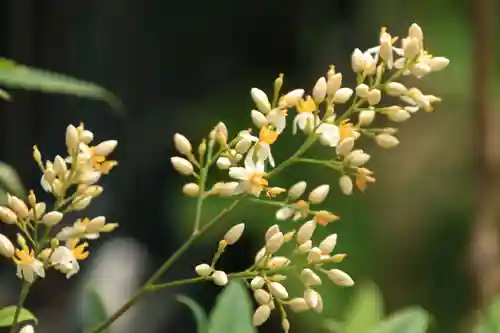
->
474, 296, 500, 333
177, 295, 209, 333
0, 58, 122, 111
208, 281, 256, 333
0, 161, 26, 201
323, 318, 346, 333
0, 88, 10, 100
369, 307, 431, 333
83, 287, 110, 333
343, 281, 384, 333
0, 306, 37, 327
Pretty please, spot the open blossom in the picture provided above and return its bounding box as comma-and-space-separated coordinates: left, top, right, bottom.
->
293, 96, 320, 134
51, 239, 89, 278
229, 156, 268, 196
13, 245, 45, 283
316, 123, 340, 147
266, 108, 288, 133
240, 126, 279, 167
57, 216, 119, 240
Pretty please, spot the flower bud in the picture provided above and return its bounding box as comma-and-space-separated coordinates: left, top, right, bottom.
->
212, 270, 228, 286
41, 211, 63, 226
375, 134, 400, 149
409, 23, 423, 42
304, 289, 320, 308
235, 137, 252, 154
280, 89, 305, 108
313, 293, 324, 313
171, 157, 194, 175
345, 150, 370, 167
411, 63, 431, 78
385, 82, 407, 96
275, 207, 294, 221
182, 183, 200, 197
251, 88, 271, 114
71, 196, 92, 211
251, 110, 268, 128
195, 263, 213, 277
38, 248, 52, 263
0, 234, 14, 258
80, 130, 94, 144
297, 240, 312, 253
367, 89, 382, 105
7, 195, 29, 219
300, 268, 322, 286
265, 224, 280, 242
358, 110, 375, 127
78, 171, 101, 186
333, 88, 353, 104
308, 184, 330, 204
223, 223, 245, 245
0, 206, 17, 224
254, 247, 266, 265
65, 125, 79, 152
327, 269, 355, 286
94, 140, 118, 156
216, 157, 231, 170
287, 181, 307, 200
19, 325, 34, 333
339, 175, 353, 195
355, 84, 369, 98
53, 156, 67, 176
307, 247, 322, 264
282, 319, 290, 332
174, 133, 192, 156
251, 276, 265, 290
351, 48, 364, 73
319, 234, 338, 254
313, 77, 327, 103
252, 305, 271, 326
296, 220, 316, 245
326, 73, 342, 97
387, 108, 411, 122
267, 256, 291, 269
32, 145, 42, 165
254, 289, 271, 305
428, 57, 450, 72
269, 274, 287, 282
288, 298, 310, 313
266, 232, 284, 253
336, 138, 355, 156
404, 37, 420, 59
269, 282, 288, 299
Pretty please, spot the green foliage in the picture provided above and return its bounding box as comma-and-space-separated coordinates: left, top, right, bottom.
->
474, 296, 500, 333
0, 58, 122, 110
0, 306, 37, 327
207, 281, 256, 333
83, 287, 111, 333
177, 295, 209, 333
368, 308, 431, 333
0, 161, 26, 205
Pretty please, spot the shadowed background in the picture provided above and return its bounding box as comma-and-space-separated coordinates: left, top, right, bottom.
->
0, 0, 499, 332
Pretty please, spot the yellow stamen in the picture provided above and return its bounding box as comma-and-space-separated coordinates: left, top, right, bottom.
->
314, 210, 340, 226
339, 120, 356, 141
355, 168, 376, 193
259, 126, 279, 145
250, 172, 268, 188
13, 246, 35, 265
67, 239, 89, 260
296, 96, 317, 113
89, 147, 118, 175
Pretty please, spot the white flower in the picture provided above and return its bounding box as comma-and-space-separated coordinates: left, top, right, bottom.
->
57, 216, 118, 240
14, 246, 45, 283
51, 239, 89, 278
316, 123, 340, 147
293, 96, 320, 134
266, 108, 288, 133
251, 88, 271, 114
240, 127, 278, 167
229, 157, 268, 196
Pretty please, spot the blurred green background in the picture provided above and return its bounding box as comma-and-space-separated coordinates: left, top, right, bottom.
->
0, 0, 499, 333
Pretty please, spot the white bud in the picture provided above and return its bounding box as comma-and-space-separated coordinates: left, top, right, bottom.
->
235, 137, 252, 154
385, 82, 407, 96
336, 138, 355, 156
367, 89, 382, 105
41, 211, 63, 226
387, 108, 411, 122
411, 63, 431, 78
267, 256, 291, 269
93, 140, 118, 156
182, 183, 200, 197
216, 157, 232, 170
269, 282, 288, 299
80, 130, 94, 144
288, 298, 310, 313
296, 220, 317, 245
345, 150, 370, 167
326, 73, 343, 97
195, 263, 213, 277
375, 134, 400, 149
53, 155, 67, 176
255, 247, 266, 265
275, 207, 294, 221
223, 223, 245, 245
409, 23, 424, 42
212, 182, 238, 197
174, 133, 192, 155
265, 224, 280, 242
308, 184, 330, 204
300, 268, 322, 286
251, 88, 271, 114
212, 270, 228, 286
287, 181, 307, 200
304, 289, 320, 308
312, 77, 327, 103
78, 171, 101, 185
0, 234, 14, 258
266, 232, 284, 253
339, 175, 353, 195
251, 276, 265, 290
254, 289, 271, 305
280, 89, 305, 108
71, 196, 92, 211
327, 269, 355, 286
65, 125, 79, 152
171, 157, 194, 175
7, 195, 29, 219
319, 234, 338, 254
307, 247, 322, 264
19, 325, 34, 333
358, 110, 375, 126
355, 84, 369, 98
351, 48, 365, 73
0, 206, 17, 224
404, 37, 420, 59
297, 240, 312, 253
333, 88, 353, 104
252, 305, 271, 326
251, 110, 268, 128
313, 293, 324, 313
428, 57, 450, 72
282, 319, 290, 332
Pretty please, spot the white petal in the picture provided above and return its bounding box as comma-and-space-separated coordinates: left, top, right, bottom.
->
229, 167, 249, 181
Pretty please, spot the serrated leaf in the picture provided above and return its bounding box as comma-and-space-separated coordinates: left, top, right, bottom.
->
0, 306, 37, 327
344, 281, 385, 333
177, 295, 209, 333
369, 307, 430, 333
0, 58, 122, 111
83, 287, 111, 333
208, 281, 256, 333
0, 162, 26, 199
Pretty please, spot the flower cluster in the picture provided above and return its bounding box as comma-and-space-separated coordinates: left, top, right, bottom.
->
169, 23, 449, 332
0, 123, 118, 284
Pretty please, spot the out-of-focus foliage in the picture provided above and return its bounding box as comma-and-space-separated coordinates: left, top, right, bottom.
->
474, 297, 500, 333
0, 306, 37, 327
83, 287, 110, 333
177, 295, 209, 333
0, 161, 26, 205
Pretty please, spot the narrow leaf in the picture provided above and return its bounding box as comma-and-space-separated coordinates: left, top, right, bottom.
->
0, 306, 37, 327
369, 307, 431, 333
0, 162, 26, 199
83, 287, 110, 333
208, 281, 256, 333
177, 295, 209, 333
344, 281, 384, 333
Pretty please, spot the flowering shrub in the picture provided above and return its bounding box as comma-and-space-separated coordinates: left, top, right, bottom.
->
0, 23, 450, 333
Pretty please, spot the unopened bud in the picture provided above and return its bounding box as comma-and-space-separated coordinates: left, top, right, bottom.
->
254, 289, 271, 305
251, 110, 268, 128
387, 108, 411, 122
304, 289, 320, 309
296, 220, 317, 245
266, 232, 284, 253
326, 73, 342, 97
307, 247, 322, 264
182, 183, 200, 197
312, 77, 327, 103
355, 84, 369, 98
333, 88, 353, 104
385, 82, 407, 96
408, 23, 424, 42
282, 319, 290, 332
297, 240, 312, 253
32, 145, 42, 165
308, 184, 330, 204
65, 125, 79, 153
327, 269, 355, 286
300, 268, 322, 286
267, 256, 291, 269
212, 270, 228, 286
269, 282, 288, 299
287, 181, 307, 200
41, 211, 63, 226
195, 263, 213, 277
216, 157, 232, 170
252, 305, 271, 326
0, 206, 17, 224
16, 234, 26, 248
280, 89, 305, 108
428, 57, 450, 72
171, 157, 194, 175
375, 134, 400, 148
339, 175, 353, 195
345, 150, 370, 167
223, 223, 245, 245
7, 195, 29, 219
251, 88, 271, 114
288, 298, 310, 313
251, 276, 265, 290
19, 325, 34, 333
174, 133, 192, 156
275, 207, 294, 221
367, 89, 381, 105
404, 37, 420, 59
319, 234, 338, 254
265, 224, 280, 242
0, 234, 14, 258
336, 138, 355, 156
358, 110, 375, 126
71, 196, 92, 211
283, 230, 295, 243
93, 140, 118, 157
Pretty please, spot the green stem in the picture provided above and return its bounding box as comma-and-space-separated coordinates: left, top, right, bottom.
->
294, 158, 343, 170
9, 282, 31, 333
